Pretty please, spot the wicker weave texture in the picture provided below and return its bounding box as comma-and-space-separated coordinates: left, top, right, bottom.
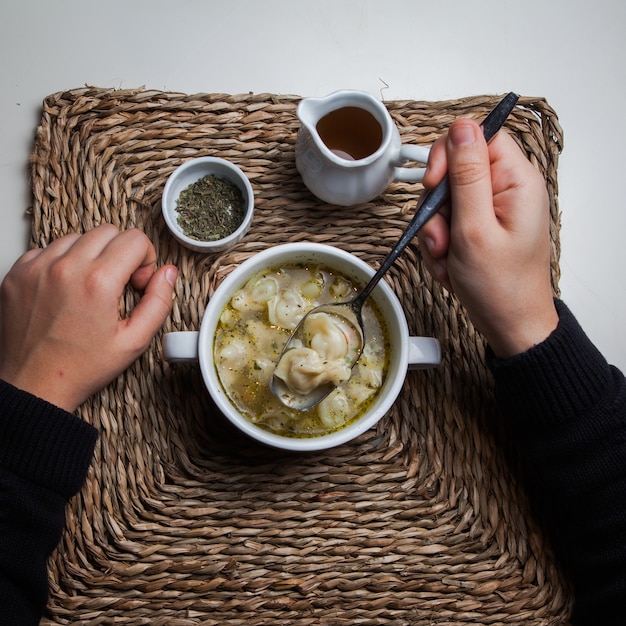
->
29, 88, 569, 625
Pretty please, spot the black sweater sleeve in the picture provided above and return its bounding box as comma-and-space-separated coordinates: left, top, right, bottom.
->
488, 300, 626, 624
0, 380, 98, 626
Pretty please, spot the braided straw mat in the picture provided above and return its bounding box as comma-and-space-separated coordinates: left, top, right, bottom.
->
29, 88, 568, 625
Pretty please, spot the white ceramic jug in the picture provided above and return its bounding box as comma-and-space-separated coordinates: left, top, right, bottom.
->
295, 90, 430, 206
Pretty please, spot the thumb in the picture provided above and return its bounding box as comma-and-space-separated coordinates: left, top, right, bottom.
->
446, 119, 497, 241
124, 265, 178, 350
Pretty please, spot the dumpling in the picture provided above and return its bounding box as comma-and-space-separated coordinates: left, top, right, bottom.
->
249, 276, 279, 302
267, 288, 307, 329
274, 312, 353, 396
329, 276, 353, 300
354, 362, 383, 388
304, 312, 349, 361
346, 381, 376, 407
318, 389, 350, 429
249, 357, 274, 385
231, 276, 278, 312
300, 272, 325, 300
355, 341, 384, 388
215, 340, 249, 389
274, 347, 351, 395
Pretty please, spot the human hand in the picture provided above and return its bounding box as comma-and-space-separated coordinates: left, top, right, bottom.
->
418, 119, 558, 358
0, 225, 178, 411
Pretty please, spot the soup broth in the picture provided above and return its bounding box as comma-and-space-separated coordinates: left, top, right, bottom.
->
214, 263, 390, 437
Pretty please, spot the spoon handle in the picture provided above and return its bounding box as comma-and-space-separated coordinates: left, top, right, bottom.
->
354, 92, 520, 306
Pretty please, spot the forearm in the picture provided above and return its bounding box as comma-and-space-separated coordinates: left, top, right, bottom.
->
0, 380, 97, 625
489, 300, 626, 623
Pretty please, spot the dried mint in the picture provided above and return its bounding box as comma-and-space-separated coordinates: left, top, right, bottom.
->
176, 174, 245, 241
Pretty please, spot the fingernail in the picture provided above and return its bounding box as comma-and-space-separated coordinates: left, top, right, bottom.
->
450, 122, 476, 147
165, 266, 178, 287
424, 237, 436, 254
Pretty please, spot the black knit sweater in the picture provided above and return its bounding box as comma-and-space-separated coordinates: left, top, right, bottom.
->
0, 381, 97, 624
0, 300, 624, 624
489, 300, 626, 622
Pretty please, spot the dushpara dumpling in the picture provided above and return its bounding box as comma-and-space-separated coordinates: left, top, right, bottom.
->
231, 276, 278, 312
215, 340, 249, 389
268, 288, 307, 330
305, 312, 349, 361
273, 346, 351, 395
274, 311, 352, 395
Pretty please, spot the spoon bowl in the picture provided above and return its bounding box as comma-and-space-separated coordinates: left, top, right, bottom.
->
269, 301, 365, 410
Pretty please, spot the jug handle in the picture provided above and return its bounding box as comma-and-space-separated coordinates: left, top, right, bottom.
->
394, 144, 430, 183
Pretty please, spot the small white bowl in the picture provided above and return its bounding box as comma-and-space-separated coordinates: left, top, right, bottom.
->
162, 157, 254, 253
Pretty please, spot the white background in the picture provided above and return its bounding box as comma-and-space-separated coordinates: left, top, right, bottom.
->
2, 0, 625, 370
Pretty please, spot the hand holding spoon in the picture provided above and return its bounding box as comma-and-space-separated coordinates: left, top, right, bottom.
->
270, 92, 520, 411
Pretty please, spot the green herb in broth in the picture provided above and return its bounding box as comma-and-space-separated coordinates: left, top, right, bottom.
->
213, 263, 389, 438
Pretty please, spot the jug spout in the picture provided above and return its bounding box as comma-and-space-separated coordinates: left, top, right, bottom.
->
296, 94, 326, 133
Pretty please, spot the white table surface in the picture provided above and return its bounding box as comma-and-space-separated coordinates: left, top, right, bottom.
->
2, 0, 625, 370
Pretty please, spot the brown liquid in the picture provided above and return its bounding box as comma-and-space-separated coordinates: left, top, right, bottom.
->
316, 106, 383, 161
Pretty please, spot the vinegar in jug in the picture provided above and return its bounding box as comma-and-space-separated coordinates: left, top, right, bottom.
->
316, 106, 383, 161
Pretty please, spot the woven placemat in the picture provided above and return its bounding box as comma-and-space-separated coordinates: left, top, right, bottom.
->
29, 88, 569, 625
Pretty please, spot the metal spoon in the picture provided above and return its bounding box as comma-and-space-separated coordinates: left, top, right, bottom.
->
270, 92, 520, 411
